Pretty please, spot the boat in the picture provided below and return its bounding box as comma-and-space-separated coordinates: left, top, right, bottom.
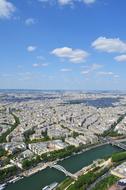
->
8, 176, 23, 184
0, 184, 6, 190
42, 182, 58, 190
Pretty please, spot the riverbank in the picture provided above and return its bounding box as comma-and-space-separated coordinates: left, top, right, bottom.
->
22, 163, 47, 177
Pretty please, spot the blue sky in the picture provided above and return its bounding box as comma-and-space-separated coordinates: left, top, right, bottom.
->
0, 0, 126, 90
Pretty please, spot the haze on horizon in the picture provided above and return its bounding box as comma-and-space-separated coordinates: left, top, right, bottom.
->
0, 0, 126, 90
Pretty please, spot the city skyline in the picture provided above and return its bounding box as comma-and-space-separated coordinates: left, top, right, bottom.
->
0, 0, 126, 90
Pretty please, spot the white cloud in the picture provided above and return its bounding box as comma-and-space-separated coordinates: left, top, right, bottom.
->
92, 37, 126, 53
36, 55, 45, 60
97, 71, 119, 79
32, 63, 48, 67
51, 47, 89, 63
114, 75, 120, 78
1, 73, 13, 77
17, 65, 23, 69
60, 68, 72, 72
114, 54, 126, 62
0, 0, 15, 19
38, 0, 49, 2
83, 0, 96, 5
81, 70, 90, 75
91, 63, 103, 70
38, 0, 96, 6
25, 18, 36, 26
18, 72, 33, 81
27, 46, 37, 52
32, 63, 39, 67
18, 72, 32, 76
98, 71, 114, 76
81, 63, 103, 75
58, 0, 72, 6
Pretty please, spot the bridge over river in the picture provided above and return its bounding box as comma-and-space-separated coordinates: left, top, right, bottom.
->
100, 137, 126, 151
109, 140, 126, 151
49, 164, 77, 179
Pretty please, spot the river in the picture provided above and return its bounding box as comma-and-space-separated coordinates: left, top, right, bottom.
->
5, 144, 121, 190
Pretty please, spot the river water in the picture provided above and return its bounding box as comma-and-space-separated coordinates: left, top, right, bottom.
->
5, 144, 121, 190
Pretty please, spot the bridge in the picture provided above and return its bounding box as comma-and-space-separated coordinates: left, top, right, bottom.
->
100, 137, 126, 151
109, 140, 126, 151
50, 164, 77, 179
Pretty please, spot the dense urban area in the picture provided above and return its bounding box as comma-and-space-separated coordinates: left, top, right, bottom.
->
1, 90, 126, 190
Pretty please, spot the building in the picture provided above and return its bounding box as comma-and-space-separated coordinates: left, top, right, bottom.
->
111, 162, 126, 178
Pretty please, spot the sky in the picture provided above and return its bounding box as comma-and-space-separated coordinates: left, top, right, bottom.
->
0, 0, 126, 90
